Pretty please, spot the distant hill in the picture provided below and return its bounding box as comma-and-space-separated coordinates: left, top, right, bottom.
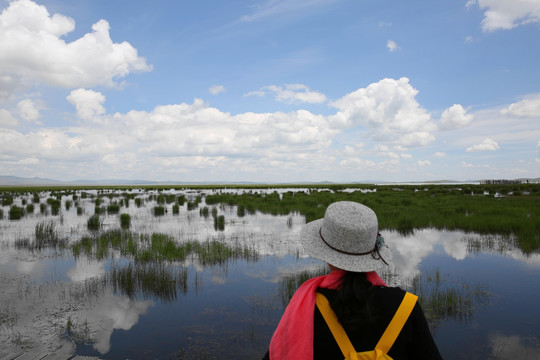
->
0, 175, 538, 187
0, 175, 62, 186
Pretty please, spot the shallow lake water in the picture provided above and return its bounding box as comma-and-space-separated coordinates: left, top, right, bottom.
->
1, 189, 539, 359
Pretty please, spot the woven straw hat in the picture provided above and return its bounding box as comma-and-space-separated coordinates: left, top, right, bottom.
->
300, 201, 391, 272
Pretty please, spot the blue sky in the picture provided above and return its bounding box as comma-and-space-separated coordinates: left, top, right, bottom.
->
0, 0, 539, 183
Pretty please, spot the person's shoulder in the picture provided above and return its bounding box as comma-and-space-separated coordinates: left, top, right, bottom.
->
373, 285, 407, 296
372, 286, 411, 307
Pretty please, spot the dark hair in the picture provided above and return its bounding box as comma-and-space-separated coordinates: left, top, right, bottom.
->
331, 271, 379, 330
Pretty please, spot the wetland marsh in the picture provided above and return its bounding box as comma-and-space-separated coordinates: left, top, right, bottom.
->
0, 184, 539, 359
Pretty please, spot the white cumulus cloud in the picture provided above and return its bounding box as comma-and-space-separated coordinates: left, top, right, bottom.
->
17, 99, 41, 123
440, 104, 474, 130
468, 0, 540, 32
245, 84, 327, 104
67, 89, 106, 122
500, 94, 540, 117
466, 138, 500, 152
0, 0, 152, 94
330, 77, 436, 147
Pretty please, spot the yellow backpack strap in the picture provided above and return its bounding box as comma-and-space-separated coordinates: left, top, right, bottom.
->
316, 292, 357, 359
375, 292, 418, 354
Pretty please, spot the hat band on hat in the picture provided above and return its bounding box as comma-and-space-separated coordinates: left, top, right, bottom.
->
319, 228, 389, 265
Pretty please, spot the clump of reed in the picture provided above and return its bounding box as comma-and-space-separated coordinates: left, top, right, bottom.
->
177, 194, 187, 206
26, 203, 34, 214
77, 206, 83, 215
153, 206, 166, 216
40, 203, 47, 214
279, 267, 329, 307
237, 205, 246, 217
214, 215, 225, 231
35, 220, 67, 249
14, 220, 68, 251
9, 205, 24, 220
209, 206, 225, 230
94, 206, 105, 214
156, 194, 177, 205
0, 208, 3, 220
135, 197, 143, 207
108, 262, 188, 302
107, 203, 120, 214
172, 204, 179, 214
407, 268, 489, 327
199, 206, 210, 218
87, 214, 102, 230
187, 195, 202, 211
1, 196, 14, 206
120, 213, 131, 229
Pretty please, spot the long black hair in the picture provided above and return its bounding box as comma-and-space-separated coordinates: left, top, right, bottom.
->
330, 271, 380, 330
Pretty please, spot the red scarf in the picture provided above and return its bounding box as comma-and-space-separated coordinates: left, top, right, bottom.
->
269, 270, 387, 360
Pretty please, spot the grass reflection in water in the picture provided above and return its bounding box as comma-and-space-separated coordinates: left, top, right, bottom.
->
408, 268, 489, 328
70, 229, 260, 302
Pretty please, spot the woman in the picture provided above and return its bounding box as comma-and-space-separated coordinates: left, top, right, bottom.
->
263, 201, 442, 360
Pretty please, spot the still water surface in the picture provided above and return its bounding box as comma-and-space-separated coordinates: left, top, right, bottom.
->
0, 189, 539, 359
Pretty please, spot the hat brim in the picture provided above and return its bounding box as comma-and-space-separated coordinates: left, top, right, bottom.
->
300, 219, 392, 272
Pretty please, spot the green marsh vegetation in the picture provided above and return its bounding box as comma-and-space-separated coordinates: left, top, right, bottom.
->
69, 229, 259, 301
205, 184, 540, 253
14, 220, 68, 251
279, 267, 329, 307
9, 205, 24, 220
408, 268, 489, 328
107, 203, 120, 214
87, 214, 102, 230
120, 213, 131, 228
71, 230, 258, 266
25, 203, 34, 214
2, 195, 14, 206
153, 205, 166, 216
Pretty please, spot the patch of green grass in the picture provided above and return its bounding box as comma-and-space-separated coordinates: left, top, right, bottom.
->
199, 206, 209, 218
70, 230, 259, 266
408, 268, 489, 327
279, 267, 329, 307
9, 205, 24, 220
214, 215, 225, 231
120, 213, 131, 228
87, 214, 102, 230
26, 203, 34, 214
2, 196, 13, 206
153, 206, 166, 216
107, 203, 120, 213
